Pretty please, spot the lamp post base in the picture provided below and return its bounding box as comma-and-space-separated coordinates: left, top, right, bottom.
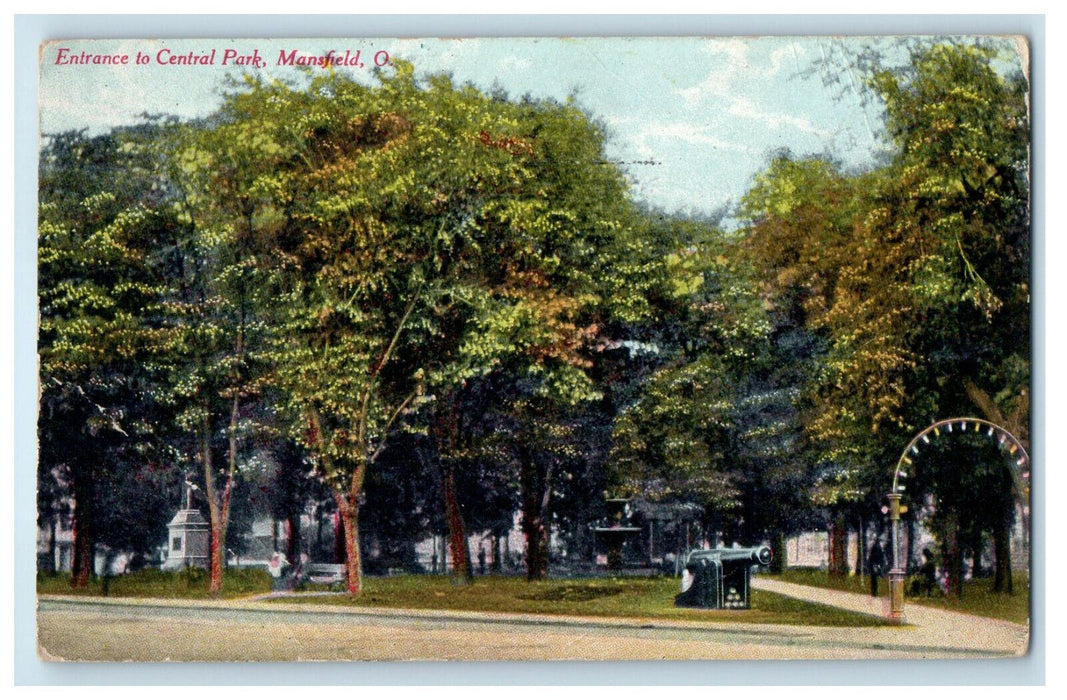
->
888, 568, 906, 623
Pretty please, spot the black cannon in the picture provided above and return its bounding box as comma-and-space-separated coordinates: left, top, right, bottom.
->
674, 546, 772, 609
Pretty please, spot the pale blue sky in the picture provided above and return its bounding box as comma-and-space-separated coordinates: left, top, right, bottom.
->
38, 36, 1025, 222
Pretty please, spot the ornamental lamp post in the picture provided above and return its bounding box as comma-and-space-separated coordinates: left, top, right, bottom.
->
886, 491, 905, 623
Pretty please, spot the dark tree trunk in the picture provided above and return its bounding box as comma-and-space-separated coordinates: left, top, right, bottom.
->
490, 535, 501, 573
856, 517, 867, 580
316, 506, 325, 560
46, 517, 58, 574
206, 478, 233, 598
519, 446, 553, 581
829, 514, 848, 578
993, 520, 1014, 594
941, 514, 964, 598
286, 512, 300, 564
71, 477, 94, 588
402, 540, 419, 572
704, 514, 717, 550
336, 494, 362, 595
769, 530, 787, 574
441, 461, 472, 585
523, 511, 549, 580
429, 396, 473, 586
905, 513, 917, 574
71, 520, 94, 588
100, 549, 116, 596
439, 532, 449, 575
647, 520, 655, 566
334, 512, 346, 565
209, 527, 224, 596
203, 392, 240, 597
965, 529, 983, 581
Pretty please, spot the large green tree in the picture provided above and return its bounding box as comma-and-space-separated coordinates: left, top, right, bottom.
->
183, 65, 640, 593
38, 127, 181, 585
156, 117, 279, 596
869, 43, 1029, 591
741, 42, 1029, 587
610, 216, 785, 546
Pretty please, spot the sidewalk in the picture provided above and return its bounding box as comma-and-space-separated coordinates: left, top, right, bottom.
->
752, 576, 894, 618
752, 576, 1030, 656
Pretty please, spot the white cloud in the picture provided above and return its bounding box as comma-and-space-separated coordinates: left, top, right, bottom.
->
726, 96, 828, 136
678, 40, 808, 110
622, 118, 756, 161
499, 54, 532, 72
769, 43, 805, 77
699, 38, 751, 64
644, 121, 753, 152
676, 38, 752, 104
422, 38, 482, 69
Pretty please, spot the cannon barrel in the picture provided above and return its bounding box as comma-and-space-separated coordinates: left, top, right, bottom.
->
675, 545, 770, 610
687, 546, 771, 567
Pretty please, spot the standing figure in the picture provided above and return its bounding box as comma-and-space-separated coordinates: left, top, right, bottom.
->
268, 551, 290, 591
866, 539, 886, 597
919, 547, 937, 595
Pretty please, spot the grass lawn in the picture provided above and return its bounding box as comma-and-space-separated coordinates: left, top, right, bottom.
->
38, 569, 887, 626
766, 568, 1030, 625
36, 567, 272, 599
276, 574, 889, 627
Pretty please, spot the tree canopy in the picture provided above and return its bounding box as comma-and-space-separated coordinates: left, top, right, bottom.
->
37, 41, 1030, 597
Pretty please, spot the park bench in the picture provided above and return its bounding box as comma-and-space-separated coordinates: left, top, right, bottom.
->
306, 563, 346, 585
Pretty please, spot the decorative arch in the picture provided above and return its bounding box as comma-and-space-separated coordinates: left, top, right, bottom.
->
891, 417, 1030, 504
883, 417, 1030, 622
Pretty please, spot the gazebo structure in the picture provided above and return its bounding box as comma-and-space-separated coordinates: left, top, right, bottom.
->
593, 498, 641, 572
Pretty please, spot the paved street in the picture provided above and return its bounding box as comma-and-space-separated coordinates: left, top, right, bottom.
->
36, 581, 1029, 661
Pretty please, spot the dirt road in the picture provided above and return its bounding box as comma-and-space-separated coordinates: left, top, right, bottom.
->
36, 592, 1028, 662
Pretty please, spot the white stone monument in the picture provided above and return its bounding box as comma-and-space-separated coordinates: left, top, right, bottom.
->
161, 482, 210, 571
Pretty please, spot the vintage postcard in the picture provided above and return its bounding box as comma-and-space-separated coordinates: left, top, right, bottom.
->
35, 35, 1033, 663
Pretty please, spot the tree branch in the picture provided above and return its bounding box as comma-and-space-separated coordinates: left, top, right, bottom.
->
367, 389, 418, 466
357, 285, 423, 448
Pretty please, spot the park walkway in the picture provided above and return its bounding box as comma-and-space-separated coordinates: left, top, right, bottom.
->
247, 590, 340, 601
751, 576, 1030, 656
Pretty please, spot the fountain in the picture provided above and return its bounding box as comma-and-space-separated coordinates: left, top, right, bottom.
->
593, 498, 642, 572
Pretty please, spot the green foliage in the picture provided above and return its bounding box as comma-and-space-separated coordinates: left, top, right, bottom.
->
37, 44, 1029, 592
613, 354, 739, 508
179, 69, 636, 486
168, 65, 649, 589
39, 131, 175, 386
38, 127, 185, 564
608, 215, 788, 532
740, 42, 1029, 520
